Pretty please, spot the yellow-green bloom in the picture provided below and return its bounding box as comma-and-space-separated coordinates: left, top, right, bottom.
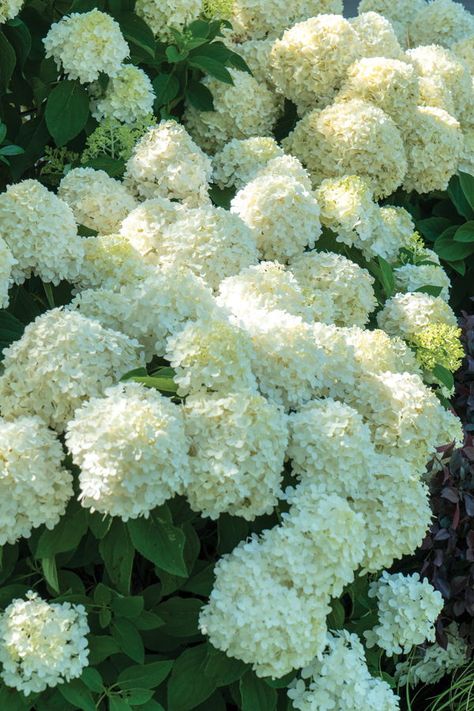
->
412, 323, 464, 373
81, 115, 156, 164
202, 0, 233, 18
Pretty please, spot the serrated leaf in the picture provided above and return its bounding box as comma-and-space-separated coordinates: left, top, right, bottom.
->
128, 516, 187, 577
45, 80, 89, 146
189, 55, 233, 83
118, 660, 173, 690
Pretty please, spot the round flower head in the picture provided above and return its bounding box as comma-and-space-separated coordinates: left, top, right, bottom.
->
396, 623, 469, 687
366, 205, 415, 262
228, 0, 343, 40
166, 312, 257, 396
403, 106, 463, 194
212, 136, 283, 189
394, 261, 451, 301
365, 572, 443, 656
217, 261, 310, 322
91, 64, 155, 124
43, 10, 129, 83
183, 391, 288, 520
0, 179, 83, 285
135, 0, 201, 42
288, 631, 401, 711
350, 12, 403, 59
289, 251, 377, 327
0, 236, 15, 309
0, 0, 23, 22
410, 0, 474, 48
0, 416, 72, 545
269, 15, 361, 115
184, 69, 281, 152
315, 175, 379, 248
119, 197, 183, 261
412, 323, 464, 373
377, 291, 457, 340
341, 326, 420, 376
0, 592, 89, 696
338, 57, 419, 129
231, 174, 321, 262
71, 266, 215, 360
228, 38, 277, 87
149, 204, 258, 289
124, 121, 212, 206
357, 0, 426, 46
58, 168, 137, 235
452, 36, 474, 73
460, 127, 474, 176
0, 309, 144, 431
76, 233, 150, 292
283, 100, 407, 199
200, 534, 331, 679
255, 154, 313, 190
66, 382, 189, 520
406, 45, 472, 125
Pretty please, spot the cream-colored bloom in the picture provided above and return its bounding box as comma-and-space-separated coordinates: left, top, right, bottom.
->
410, 0, 474, 48
377, 291, 457, 339
350, 12, 403, 58
91, 64, 155, 124
228, 0, 344, 40
135, 0, 202, 41
357, 0, 426, 46
0, 236, 15, 309
0, 0, 23, 22
212, 136, 283, 189
76, 233, 150, 292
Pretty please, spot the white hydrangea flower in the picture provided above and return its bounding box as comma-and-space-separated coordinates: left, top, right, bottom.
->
135, 0, 201, 42
269, 15, 361, 115
288, 631, 401, 711
0, 236, 15, 309
289, 251, 377, 328
315, 175, 379, 248
255, 154, 314, 190
184, 69, 281, 152
377, 291, 457, 340
228, 38, 277, 87
144, 204, 258, 289
231, 174, 321, 261
357, 0, 426, 46
166, 311, 257, 396
284, 100, 407, 199
91, 65, 155, 124
403, 106, 463, 194
124, 121, 212, 206
0, 592, 89, 696
119, 197, 183, 260
43, 10, 129, 83
366, 205, 415, 262
217, 261, 310, 322
0, 309, 144, 431
365, 572, 443, 656
396, 623, 469, 687
394, 262, 451, 301
229, 0, 343, 40
350, 12, 403, 59
76, 233, 151, 292
410, 0, 474, 48
339, 57, 419, 128
58, 168, 137, 235
0, 180, 83, 285
452, 36, 474, 73
341, 326, 420, 376
212, 136, 283, 189
66, 382, 189, 520
0, 0, 23, 22
0, 416, 73, 545
183, 391, 288, 520
70, 266, 216, 360
460, 126, 474, 176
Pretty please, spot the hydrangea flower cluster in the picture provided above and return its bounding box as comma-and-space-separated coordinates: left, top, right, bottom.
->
90, 65, 156, 124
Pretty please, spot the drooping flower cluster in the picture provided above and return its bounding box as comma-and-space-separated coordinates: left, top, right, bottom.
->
0, 593, 89, 695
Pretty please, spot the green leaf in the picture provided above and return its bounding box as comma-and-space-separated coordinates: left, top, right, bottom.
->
131, 375, 178, 393
134, 610, 165, 630
0, 310, 24, 358
81, 667, 104, 693
432, 364, 455, 390
118, 660, 173, 690
36, 503, 88, 558
454, 221, 474, 243
83, 156, 125, 177
42, 557, 59, 594
124, 689, 154, 705
376, 256, 395, 298
59, 679, 96, 711
189, 56, 233, 84
188, 19, 210, 38
217, 515, 249, 554
0, 31, 16, 91
204, 647, 248, 687
0, 144, 24, 156
167, 644, 217, 711
166, 45, 189, 63
4, 19, 31, 66
152, 73, 180, 106
99, 520, 135, 595
414, 285, 444, 298
327, 598, 345, 629
45, 80, 90, 146
447, 259, 466, 275
0, 684, 32, 709
459, 171, 474, 213
240, 672, 277, 711
416, 216, 453, 242
448, 174, 474, 220
0, 122, 6, 143
186, 81, 214, 111
156, 598, 203, 638
112, 595, 144, 619
111, 618, 145, 664
435, 226, 474, 260
110, 699, 132, 711
88, 635, 120, 665
128, 516, 187, 577
182, 564, 215, 596
118, 13, 155, 58
140, 703, 165, 711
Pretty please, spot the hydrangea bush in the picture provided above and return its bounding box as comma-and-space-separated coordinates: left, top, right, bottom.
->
0, 0, 473, 709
